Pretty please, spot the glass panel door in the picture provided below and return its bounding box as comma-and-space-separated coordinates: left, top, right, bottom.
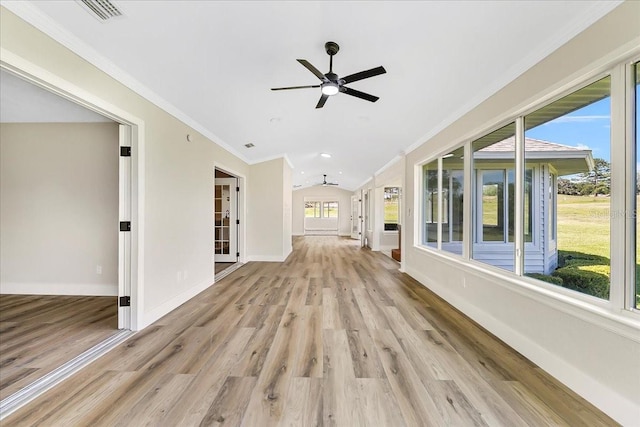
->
214, 177, 237, 262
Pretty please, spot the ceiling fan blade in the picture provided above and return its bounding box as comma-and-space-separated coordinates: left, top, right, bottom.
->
342, 66, 386, 84
316, 94, 329, 109
297, 59, 327, 81
271, 85, 320, 91
342, 87, 379, 103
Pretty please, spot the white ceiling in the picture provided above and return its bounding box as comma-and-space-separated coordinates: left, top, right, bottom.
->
2, 1, 621, 190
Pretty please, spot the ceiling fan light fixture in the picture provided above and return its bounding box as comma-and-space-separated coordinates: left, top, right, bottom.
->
321, 82, 340, 96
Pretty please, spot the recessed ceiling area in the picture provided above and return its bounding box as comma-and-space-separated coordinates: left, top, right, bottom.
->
2, 1, 621, 189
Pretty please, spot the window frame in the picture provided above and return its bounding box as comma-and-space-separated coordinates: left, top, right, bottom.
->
416, 56, 640, 318
383, 187, 401, 232
304, 201, 321, 218
322, 201, 339, 218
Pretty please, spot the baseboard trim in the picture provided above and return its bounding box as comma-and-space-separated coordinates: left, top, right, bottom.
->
140, 276, 214, 329
0, 329, 134, 421
0, 282, 117, 296
244, 255, 288, 262
214, 262, 245, 282
404, 264, 638, 425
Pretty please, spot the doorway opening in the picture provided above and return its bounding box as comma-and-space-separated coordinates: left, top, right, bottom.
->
0, 60, 139, 417
214, 168, 240, 277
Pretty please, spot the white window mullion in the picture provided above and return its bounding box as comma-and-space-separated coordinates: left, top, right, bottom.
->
628, 60, 639, 311
514, 117, 525, 276
463, 142, 473, 259
609, 63, 626, 310
437, 157, 443, 250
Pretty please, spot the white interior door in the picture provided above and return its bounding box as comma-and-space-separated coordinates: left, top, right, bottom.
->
350, 195, 361, 240
214, 177, 237, 262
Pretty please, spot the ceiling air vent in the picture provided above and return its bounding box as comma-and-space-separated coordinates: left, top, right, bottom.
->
77, 0, 123, 21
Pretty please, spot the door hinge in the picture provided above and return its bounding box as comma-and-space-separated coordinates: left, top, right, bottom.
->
120, 221, 131, 231
120, 146, 131, 157
236, 219, 240, 225
236, 252, 240, 257
236, 186, 240, 192
119, 296, 131, 307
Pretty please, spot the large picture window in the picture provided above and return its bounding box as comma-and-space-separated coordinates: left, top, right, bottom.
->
323, 201, 338, 218
471, 122, 516, 272
441, 147, 464, 255
525, 76, 611, 300
305, 201, 321, 218
635, 61, 640, 309
423, 160, 438, 248
419, 60, 638, 313
384, 187, 400, 231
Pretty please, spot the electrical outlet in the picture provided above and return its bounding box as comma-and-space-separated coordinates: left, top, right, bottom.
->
96, 265, 102, 275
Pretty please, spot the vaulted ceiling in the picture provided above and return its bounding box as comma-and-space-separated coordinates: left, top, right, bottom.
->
1, 1, 621, 189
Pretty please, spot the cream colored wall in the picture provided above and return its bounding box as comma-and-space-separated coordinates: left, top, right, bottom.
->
352, 157, 404, 251
282, 160, 293, 257
292, 186, 353, 236
0, 7, 291, 329
247, 157, 292, 261
375, 157, 404, 251
404, 2, 640, 424
0, 122, 119, 295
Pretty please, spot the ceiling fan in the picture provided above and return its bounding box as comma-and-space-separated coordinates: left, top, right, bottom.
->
316, 174, 338, 186
271, 41, 386, 109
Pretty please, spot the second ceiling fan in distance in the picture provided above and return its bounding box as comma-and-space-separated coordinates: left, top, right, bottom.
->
316, 174, 338, 186
271, 41, 386, 109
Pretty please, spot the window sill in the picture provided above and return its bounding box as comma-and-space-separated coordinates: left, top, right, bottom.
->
411, 244, 640, 342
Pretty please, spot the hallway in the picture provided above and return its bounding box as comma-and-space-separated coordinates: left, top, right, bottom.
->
3, 236, 613, 426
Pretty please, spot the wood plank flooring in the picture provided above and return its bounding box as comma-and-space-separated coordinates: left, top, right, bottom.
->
0, 295, 118, 398
2, 237, 616, 426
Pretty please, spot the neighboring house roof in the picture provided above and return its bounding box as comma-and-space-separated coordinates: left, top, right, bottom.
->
474, 136, 594, 175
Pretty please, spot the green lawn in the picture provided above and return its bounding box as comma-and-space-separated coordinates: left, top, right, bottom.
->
384, 199, 399, 223
556, 195, 611, 259
556, 195, 639, 305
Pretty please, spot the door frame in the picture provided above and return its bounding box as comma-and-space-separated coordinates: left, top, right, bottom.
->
213, 176, 238, 263
1, 49, 144, 331
213, 164, 246, 272
350, 194, 362, 240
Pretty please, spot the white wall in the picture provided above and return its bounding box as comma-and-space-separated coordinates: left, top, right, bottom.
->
282, 160, 292, 257
0, 7, 295, 329
247, 157, 292, 262
292, 185, 353, 236
1, 122, 119, 295
404, 2, 640, 424
354, 157, 404, 251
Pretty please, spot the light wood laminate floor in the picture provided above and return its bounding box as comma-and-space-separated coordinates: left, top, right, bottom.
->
0, 294, 118, 398
3, 237, 615, 426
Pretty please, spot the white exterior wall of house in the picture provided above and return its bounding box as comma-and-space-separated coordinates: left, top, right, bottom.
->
471, 163, 554, 275
434, 163, 557, 274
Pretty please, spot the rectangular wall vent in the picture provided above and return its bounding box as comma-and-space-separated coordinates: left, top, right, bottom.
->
78, 0, 123, 21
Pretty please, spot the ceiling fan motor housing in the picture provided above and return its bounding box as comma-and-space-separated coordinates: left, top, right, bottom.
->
325, 41, 339, 56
